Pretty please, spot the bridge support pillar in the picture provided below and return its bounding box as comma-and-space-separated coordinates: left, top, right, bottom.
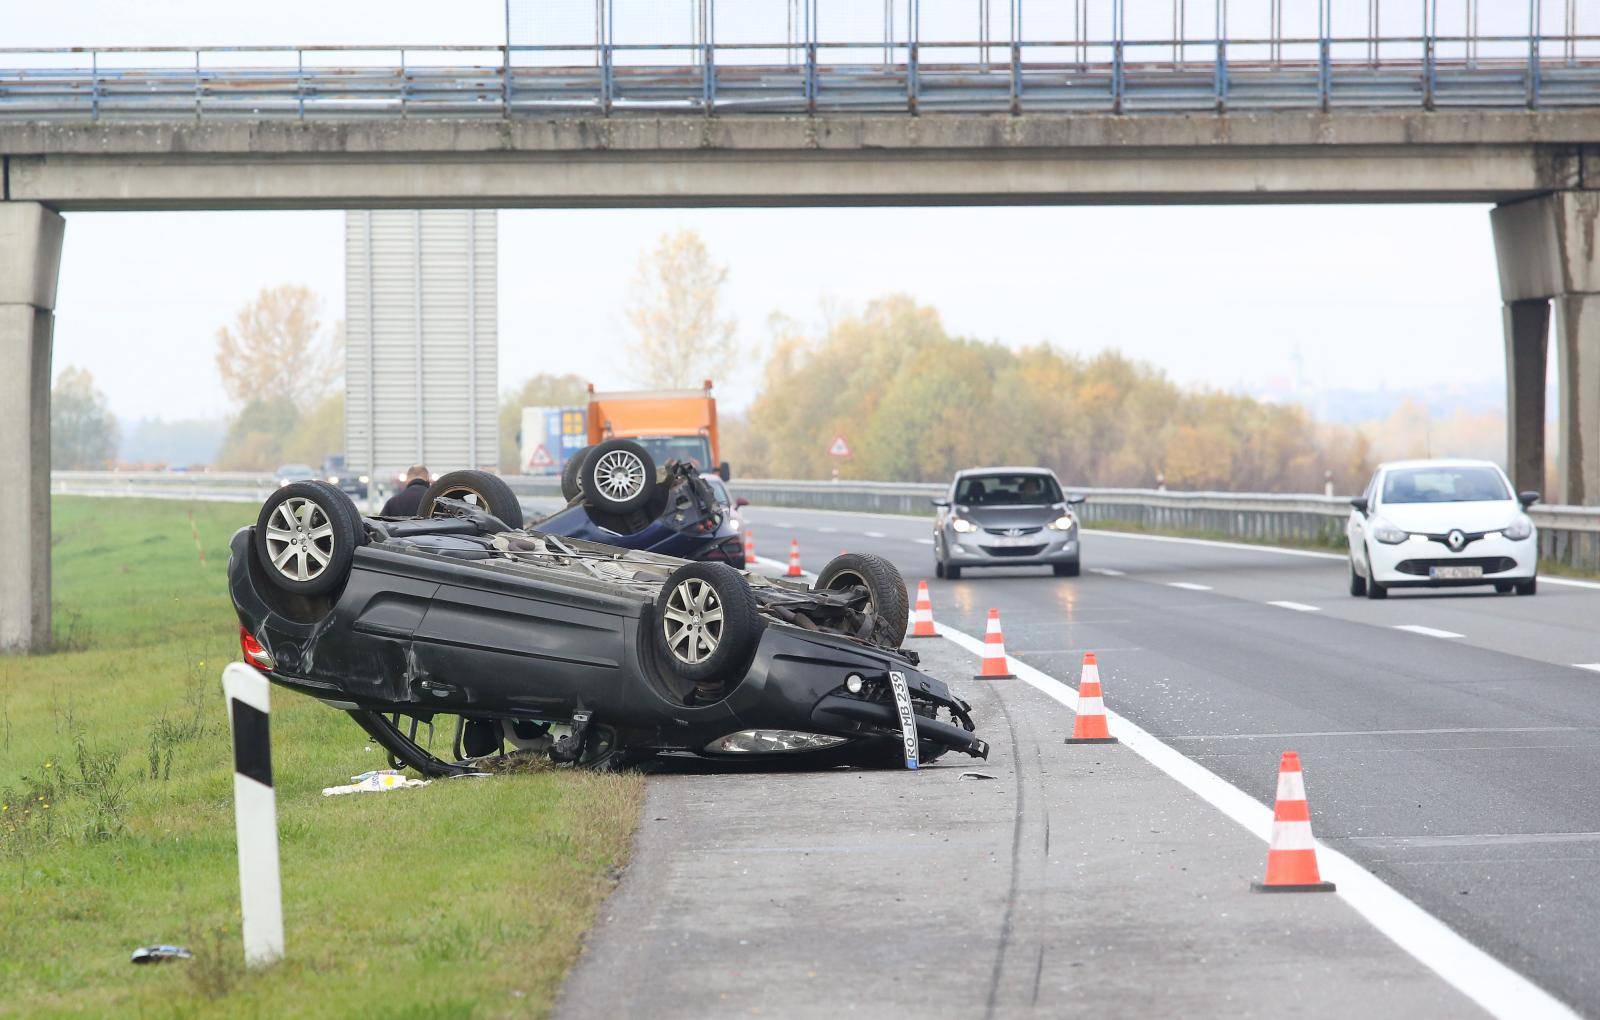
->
0, 203, 64, 653
1491, 192, 1600, 505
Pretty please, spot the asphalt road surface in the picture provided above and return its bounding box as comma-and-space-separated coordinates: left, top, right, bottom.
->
736, 505, 1600, 1016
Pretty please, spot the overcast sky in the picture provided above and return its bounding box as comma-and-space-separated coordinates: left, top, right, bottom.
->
14, 1, 1535, 422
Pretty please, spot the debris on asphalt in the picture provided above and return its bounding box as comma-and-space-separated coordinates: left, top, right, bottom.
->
959, 772, 997, 781
130, 945, 193, 964
322, 770, 430, 796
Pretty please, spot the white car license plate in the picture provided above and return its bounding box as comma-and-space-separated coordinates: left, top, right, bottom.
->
1430, 565, 1483, 580
991, 535, 1031, 547
887, 670, 919, 770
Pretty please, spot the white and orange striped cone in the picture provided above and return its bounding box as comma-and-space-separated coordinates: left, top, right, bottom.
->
974, 609, 1015, 679
908, 580, 937, 638
786, 539, 804, 578
1064, 652, 1118, 744
743, 528, 755, 563
1252, 751, 1336, 893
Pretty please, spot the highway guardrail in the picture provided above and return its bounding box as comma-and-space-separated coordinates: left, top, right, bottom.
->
53, 471, 1600, 573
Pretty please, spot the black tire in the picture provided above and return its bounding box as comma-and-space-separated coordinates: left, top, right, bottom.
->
1053, 559, 1080, 578
581, 439, 657, 514
935, 559, 946, 580
1494, 581, 1514, 594
1363, 546, 1387, 599
1516, 577, 1538, 596
560, 446, 592, 502
418, 469, 525, 529
816, 552, 910, 648
1349, 559, 1368, 597
946, 564, 962, 580
654, 562, 763, 685
253, 480, 362, 597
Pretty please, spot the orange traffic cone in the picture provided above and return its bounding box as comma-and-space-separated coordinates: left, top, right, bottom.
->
786, 539, 804, 578
975, 609, 1015, 679
1252, 751, 1336, 893
908, 581, 937, 638
1064, 652, 1118, 744
743, 528, 755, 563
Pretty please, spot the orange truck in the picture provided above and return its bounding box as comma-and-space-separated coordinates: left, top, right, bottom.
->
586, 380, 729, 480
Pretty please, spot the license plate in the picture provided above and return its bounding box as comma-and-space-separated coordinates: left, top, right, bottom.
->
1430, 565, 1483, 580
990, 535, 1031, 547
887, 670, 919, 770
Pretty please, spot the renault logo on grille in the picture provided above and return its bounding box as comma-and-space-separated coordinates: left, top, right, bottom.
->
1005, 528, 1024, 537
1446, 529, 1467, 552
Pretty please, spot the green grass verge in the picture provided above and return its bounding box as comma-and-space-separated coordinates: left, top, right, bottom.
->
1, 497, 642, 1018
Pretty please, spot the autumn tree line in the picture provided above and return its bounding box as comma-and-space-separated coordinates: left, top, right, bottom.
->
724, 295, 1372, 492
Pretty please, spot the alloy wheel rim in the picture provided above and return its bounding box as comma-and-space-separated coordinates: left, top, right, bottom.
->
593, 450, 647, 501
265, 496, 335, 582
662, 578, 724, 665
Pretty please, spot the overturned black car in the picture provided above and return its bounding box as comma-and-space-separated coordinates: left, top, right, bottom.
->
229, 472, 987, 774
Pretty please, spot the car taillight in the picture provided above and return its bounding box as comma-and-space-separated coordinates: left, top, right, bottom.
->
239, 626, 275, 672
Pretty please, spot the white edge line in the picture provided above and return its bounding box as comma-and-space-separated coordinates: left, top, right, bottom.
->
752, 555, 816, 581
1574, 663, 1600, 673
1167, 581, 1212, 591
934, 620, 1578, 1020
1394, 624, 1465, 639
1267, 601, 1321, 612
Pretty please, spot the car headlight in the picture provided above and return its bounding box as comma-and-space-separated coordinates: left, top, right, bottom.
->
328, 475, 340, 485
951, 517, 977, 534
1048, 514, 1076, 531
1370, 518, 1408, 545
1503, 516, 1533, 541
358, 475, 370, 485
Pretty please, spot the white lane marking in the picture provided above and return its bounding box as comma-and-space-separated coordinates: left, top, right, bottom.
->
774, 521, 794, 529
915, 538, 935, 546
1394, 624, 1464, 639
1544, 576, 1600, 591
934, 622, 1577, 1020
1267, 600, 1320, 612
1349, 832, 1600, 849
1089, 567, 1125, 576
1574, 663, 1600, 673
1175, 726, 1589, 740
752, 555, 816, 582
864, 530, 886, 539
816, 526, 838, 533
1167, 582, 1212, 591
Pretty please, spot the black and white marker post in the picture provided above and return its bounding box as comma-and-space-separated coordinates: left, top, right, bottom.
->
222, 662, 285, 967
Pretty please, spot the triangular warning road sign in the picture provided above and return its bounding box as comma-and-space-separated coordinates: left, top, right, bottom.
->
527, 444, 554, 469
828, 435, 851, 458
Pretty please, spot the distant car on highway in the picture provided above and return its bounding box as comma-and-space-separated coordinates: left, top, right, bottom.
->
321, 454, 370, 500
933, 467, 1085, 579
274, 463, 317, 487
1346, 458, 1539, 598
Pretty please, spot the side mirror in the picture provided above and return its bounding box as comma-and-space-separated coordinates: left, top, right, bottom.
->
1349, 497, 1369, 514
734, 496, 750, 509
931, 498, 950, 508
1518, 490, 1541, 508
1066, 494, 1086, 506
718, 462, 731, 482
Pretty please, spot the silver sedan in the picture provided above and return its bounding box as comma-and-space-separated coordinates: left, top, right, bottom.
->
933, 468, 1085, 580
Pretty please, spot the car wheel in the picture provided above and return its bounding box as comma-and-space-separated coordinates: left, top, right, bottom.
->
1348, 559, 1368, 597
655, 562, 763, 687
946, 564, 962, 580
582, 439, 657, 515
1494, 581, 1514, 594
935, 558, 946, 580
815, 552, 910, 648
418, 469, 525, 529
1053, 558, 1080, 578
1362, 545, 1388, 599
1516, 578, 1538, 596
253, 480, 362, 597
560, 445, 592, 503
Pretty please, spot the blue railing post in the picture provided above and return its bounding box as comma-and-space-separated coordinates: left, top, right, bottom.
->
194, 51, 202, 121
601, 43, 613, 114
703, 0, 716, 113
1214, 41, 1228, 112
89, 50, 99, 122
501, 44, 511, 118
1010, 41, 1022, 115
297, 50, 306, 120
1527, 0, 1541, 109
1113, 41, 1125, 114
906, 0, 919, 115
1318, 36, 1330, 111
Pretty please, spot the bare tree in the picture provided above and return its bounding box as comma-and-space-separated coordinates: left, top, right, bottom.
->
215, 285, 341, 411
52, 367, 121, 469
622, 230, 738, 388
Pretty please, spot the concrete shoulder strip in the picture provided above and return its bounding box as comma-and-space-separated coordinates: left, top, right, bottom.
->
934, 621, 1579, 1020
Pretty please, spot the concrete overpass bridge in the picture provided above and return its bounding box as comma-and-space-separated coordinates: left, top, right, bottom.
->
3, 8, 1600, 649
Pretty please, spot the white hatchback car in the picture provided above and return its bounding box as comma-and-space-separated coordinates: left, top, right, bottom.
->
1346, 459, 1540, 599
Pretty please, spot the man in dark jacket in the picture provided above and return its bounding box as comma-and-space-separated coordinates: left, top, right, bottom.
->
381, 465, 431, 517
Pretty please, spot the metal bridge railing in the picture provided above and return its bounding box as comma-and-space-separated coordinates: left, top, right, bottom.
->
2, 36, 1597, 121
